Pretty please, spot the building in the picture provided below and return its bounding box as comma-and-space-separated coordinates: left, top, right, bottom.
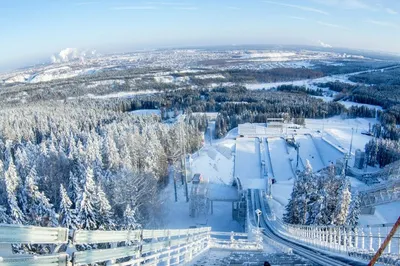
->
238, 123, 267, 137
354, 149, 366, 169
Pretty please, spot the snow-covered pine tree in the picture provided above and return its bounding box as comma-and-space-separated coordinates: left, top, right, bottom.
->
0, 160, 6, 206
346, 192, 361, 226
334, 179, 351, 225
4, 160, 25, 224
123, 204, 140, 230
14, 146, 31, 180
76, 167, 97, 230
22, 167, 58, 227
283, 179, 302, 224
68, 171, 81, 204
59, 184, 75, 229
95, 184, 115, 229
0, 204, 10, 223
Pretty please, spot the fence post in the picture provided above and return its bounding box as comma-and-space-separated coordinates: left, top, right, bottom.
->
361, 227, 365, 250
369, 227, 374, 252
348, 227, 353, 248
377, 227, 382, 250
167, 230, 171, 266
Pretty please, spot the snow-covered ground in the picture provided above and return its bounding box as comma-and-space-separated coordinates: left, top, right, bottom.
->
358, 202, 400, 225
294, 135, 325, 171
130, 109, 161, 116
338, 101, 382, 111
160, 181, 242, 231
160, 138, 242, 232
68, 90, 161, 100
245, 66, 395, 91
235, 138, 264, 189
190, 142, 235, 186
267, 138, 295, 181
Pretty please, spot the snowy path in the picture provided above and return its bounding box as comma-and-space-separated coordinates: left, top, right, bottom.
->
234, 138, 263, 189
295, 135, 325, 171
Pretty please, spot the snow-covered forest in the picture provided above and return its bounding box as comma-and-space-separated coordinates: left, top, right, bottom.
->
0, 103, 206, 230
284, 161, 360, 226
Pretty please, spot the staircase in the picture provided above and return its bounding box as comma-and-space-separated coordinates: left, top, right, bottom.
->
191, 250, 315, 266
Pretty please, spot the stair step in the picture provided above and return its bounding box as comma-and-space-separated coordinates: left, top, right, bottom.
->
191, 250, 316, 266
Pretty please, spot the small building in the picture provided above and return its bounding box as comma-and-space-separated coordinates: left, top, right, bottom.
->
336, 158, 345, 175
354, 149, 366, 169
238, 123, 267, 137
266, 118, 284, 129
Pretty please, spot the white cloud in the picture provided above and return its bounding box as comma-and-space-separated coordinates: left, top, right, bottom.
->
263, 1, 329, 15
111, 6, 157, 10
385, 8, 398, 15
228, 6, 240, 10
367, 19, 399, 28
318, 40, 332, 48
317, 21, 350, 30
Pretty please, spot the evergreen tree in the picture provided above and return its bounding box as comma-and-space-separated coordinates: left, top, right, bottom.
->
334, 179, 351, 225
59, 184, 75, 229
123, 204, 140, 230
4, 160, 25, 224
68, 171, 81, 204
346, 192, 361, 226
76, 167, 97, 230
0, 205, 10, 223
95, 185, 114, 229
22, 167, 58, 227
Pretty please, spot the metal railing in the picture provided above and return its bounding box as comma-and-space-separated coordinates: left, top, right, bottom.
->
358, 180, 400, 208
0, 224, 69, 265
260, 193, 400, 265
0, 224, 261, 266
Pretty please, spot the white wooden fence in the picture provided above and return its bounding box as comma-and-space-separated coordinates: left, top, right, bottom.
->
0, 224, 261, 266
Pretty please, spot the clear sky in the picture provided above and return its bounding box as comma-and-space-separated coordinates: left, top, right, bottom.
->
1, 0, 399, 69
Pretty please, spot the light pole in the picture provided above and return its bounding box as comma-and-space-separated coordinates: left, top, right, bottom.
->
344, 128, 354, 177
255, 209, 262, 228
180, 122, 189, 202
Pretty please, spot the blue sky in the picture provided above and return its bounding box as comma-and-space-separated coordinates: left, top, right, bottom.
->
1, 0, 399, 69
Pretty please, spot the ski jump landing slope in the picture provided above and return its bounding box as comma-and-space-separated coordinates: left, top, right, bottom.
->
234, 138, 264, 189
295, 134, 325, 171
267, 138, 295, 181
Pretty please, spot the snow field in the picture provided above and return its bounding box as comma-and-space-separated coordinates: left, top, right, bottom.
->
161, 138, 242, 231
